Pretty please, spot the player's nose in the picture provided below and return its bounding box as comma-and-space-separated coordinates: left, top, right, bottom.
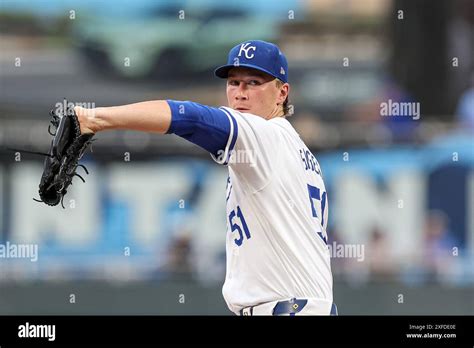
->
235, 92, 248, 101
235, 85, 249, 100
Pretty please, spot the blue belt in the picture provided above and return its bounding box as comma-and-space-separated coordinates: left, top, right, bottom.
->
239, 298, 338, 316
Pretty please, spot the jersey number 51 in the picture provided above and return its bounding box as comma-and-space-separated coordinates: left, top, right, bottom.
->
228, 206, 251, 247
307, 183, 328, 245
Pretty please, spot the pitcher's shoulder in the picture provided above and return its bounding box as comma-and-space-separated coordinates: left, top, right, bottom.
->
270, 116, 302, 139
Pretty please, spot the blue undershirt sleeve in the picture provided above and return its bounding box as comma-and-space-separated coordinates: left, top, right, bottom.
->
166, 100, 238, 162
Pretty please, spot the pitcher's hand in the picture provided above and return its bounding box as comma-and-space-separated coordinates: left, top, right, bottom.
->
74, 106, 98, 134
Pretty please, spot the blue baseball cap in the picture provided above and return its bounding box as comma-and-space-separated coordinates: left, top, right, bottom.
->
214, 40, 288, 83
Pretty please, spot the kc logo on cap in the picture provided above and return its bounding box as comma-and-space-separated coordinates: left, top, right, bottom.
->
214, 40, 289, 83
238, 43, 257, 59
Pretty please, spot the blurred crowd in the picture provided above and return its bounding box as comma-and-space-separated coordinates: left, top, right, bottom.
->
327, 210, 473, 286
154, 208, 473, 286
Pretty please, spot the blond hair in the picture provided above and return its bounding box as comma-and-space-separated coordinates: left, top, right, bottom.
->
275, 79, 291, 116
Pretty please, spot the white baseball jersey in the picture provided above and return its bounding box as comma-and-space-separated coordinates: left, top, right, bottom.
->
211, 107, 333, 315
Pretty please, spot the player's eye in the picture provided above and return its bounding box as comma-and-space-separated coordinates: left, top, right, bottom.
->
228, 80, 239, 86
248, 80, 260, 86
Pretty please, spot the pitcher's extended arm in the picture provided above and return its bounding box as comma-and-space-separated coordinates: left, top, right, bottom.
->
74, 100, 237, 162
75, 100, 172, 134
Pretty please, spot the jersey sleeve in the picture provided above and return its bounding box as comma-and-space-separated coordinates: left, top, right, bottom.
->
166, 100, 237, 158
215, 107, 282, 192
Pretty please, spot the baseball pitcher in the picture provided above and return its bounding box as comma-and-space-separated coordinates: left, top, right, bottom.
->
63, 40, 336, 315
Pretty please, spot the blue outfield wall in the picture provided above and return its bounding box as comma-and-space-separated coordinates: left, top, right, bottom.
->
0, 132, 472, 283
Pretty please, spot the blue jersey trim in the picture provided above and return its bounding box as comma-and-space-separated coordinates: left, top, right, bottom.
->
210, 107, 238, 165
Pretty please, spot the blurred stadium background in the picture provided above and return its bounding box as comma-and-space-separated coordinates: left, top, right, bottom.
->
0, 0, 473, 315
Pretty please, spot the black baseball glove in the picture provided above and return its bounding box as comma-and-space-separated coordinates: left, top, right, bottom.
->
34, 101, 94, 208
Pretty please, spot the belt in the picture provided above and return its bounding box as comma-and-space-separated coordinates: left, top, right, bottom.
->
239, 298, 338, 316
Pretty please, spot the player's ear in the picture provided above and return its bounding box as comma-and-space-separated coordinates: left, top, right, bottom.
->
277, 82, 290, 105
